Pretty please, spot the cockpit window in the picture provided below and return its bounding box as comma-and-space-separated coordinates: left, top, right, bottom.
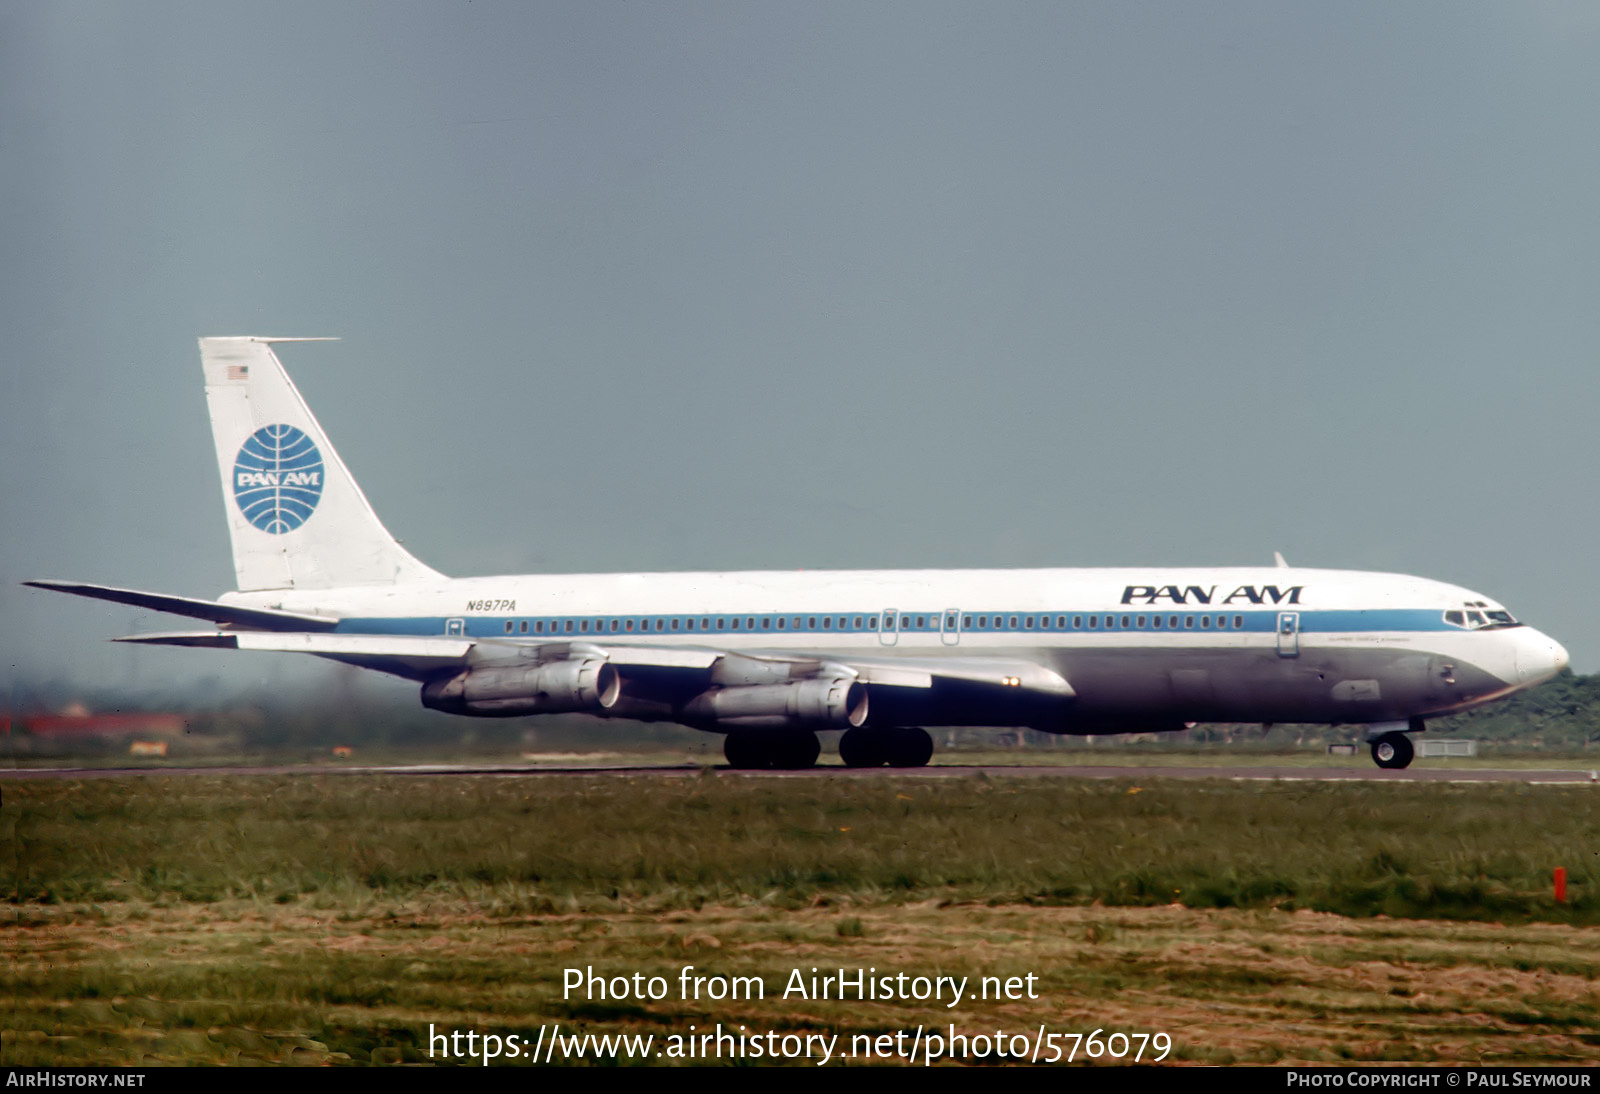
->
1444, 606, 1520, 630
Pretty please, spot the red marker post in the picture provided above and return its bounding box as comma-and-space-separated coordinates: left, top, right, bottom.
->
1554, 867, 1567, 904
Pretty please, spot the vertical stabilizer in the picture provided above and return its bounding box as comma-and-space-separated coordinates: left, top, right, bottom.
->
200, 337, 444, 591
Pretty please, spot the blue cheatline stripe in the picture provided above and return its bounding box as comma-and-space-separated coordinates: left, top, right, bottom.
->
332, 607, 1460, 639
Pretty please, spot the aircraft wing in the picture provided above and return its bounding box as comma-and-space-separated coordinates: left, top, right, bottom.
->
114, 630, 476, 679
795, 654, 1073, 697
111, 630, 1071, 700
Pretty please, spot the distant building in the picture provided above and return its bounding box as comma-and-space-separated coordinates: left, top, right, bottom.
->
4, 707, 186, 738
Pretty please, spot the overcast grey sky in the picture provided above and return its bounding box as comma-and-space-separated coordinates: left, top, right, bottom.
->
4, 2, 1598, 701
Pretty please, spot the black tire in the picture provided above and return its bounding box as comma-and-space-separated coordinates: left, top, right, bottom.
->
772, 731, 821, 770
724, 731, 767, 769
1370, 732, 1414, 770
839, 728, 886, 767
886, 727, 934, 767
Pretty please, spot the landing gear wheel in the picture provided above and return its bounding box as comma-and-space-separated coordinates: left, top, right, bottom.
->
771, 731, 821, 770
839, 728, 933, 767
1370, 732, 1414, 770
724, 731, 765, 769
839, 728, 886, 767
724, 731, 820, 769
886, 727, 933, 768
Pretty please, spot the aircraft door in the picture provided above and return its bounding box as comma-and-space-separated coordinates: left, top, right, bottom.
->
879, 609, 898, 646
941, 608, 961, 646
1276, 612, 1300, 658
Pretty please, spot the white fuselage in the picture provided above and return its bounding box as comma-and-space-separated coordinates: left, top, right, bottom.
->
226, 565, 1569, 731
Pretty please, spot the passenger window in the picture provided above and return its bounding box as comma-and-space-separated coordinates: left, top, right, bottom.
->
1200, 616, 1210, 629
810, 616, 818, 629
1234, 616, 1244, 629
868, 617, 877, 630
1056, 616, 1066, 628
823, 617, 831, 629
1073, 616, 1082, 629
519, 621, 528, 633
671, 619, 680, 631
1088, 616, 1098, 629
625, 620, 634, 632
1009, 616, 1018, 629
717, 619, 726, 630
963, 615, 973, 628
855, 616, 863, 629
978, 615, 988, 628
1184, 616, 1193, 629
504, 621, 513, 633
777, 617, 786, 629
1152, 615, 1162, 629
1024, 616, 1034, 629
762, 617, 771, 630
1137, 615, 1146, 628
1169, 616, 1178, 629
1120, 615, 1130, 628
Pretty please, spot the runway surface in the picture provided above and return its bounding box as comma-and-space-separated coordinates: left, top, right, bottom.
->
5, 762, 1597, 783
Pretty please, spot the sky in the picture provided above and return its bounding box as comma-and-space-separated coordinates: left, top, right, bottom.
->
3, 1, 1598, 704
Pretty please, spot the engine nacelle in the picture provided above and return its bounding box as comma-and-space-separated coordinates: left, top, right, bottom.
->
681, 677, 868, 730
421, 658, 621, 717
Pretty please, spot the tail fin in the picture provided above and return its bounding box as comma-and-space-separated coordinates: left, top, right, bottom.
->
200, 337, 444, 592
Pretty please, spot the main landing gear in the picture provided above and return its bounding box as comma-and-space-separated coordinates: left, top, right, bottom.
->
719, 727, 936, 769
723, 730, 821, 770
839, 727, 934, 768
1369, 731, 1415, 770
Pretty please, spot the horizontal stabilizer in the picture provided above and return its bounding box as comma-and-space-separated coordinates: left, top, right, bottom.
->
26, 580, 339, 631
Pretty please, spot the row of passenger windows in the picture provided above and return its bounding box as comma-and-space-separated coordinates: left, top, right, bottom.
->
497, 612, 1251, 635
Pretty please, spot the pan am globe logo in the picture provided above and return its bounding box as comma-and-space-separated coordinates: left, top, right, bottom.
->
232, 424, 325, 534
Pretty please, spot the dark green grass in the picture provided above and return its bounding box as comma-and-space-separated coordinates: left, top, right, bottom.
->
5, 774, 1595, 923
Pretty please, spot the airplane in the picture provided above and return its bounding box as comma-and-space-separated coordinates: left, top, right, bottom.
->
27, 337, 1570, 771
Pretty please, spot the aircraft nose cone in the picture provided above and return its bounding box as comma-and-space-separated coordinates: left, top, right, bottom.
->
1515, 630, 1569, 686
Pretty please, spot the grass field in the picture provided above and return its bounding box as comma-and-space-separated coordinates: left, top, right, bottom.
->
5, 773, 1598, 1065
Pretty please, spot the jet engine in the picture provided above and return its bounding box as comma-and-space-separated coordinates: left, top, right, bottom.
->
421, 658, 621, 717
680, 677, 868, 729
